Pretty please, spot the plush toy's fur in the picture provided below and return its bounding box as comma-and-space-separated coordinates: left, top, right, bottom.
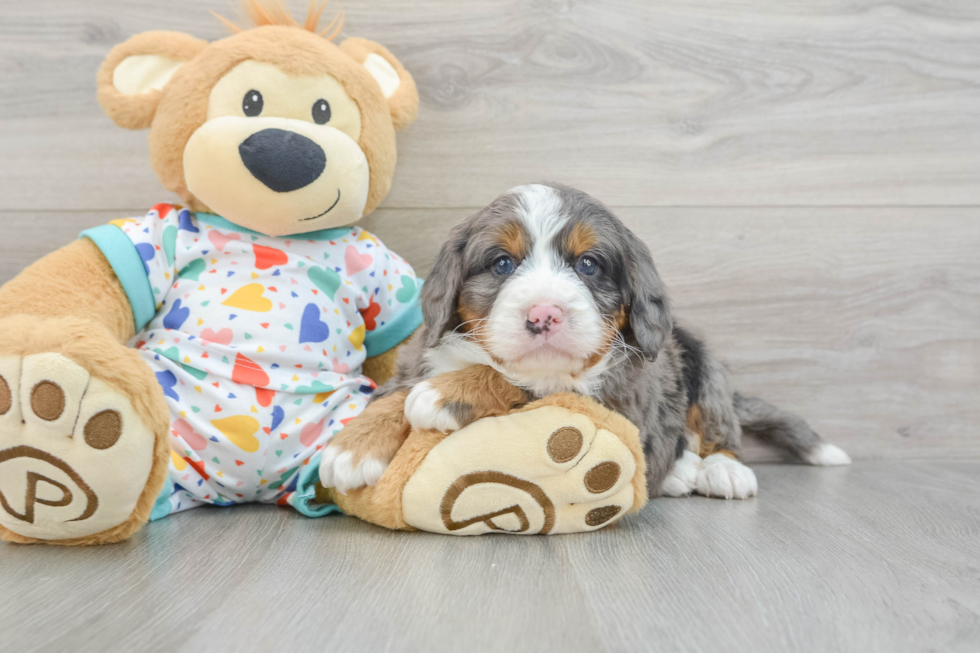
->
0, 240, 134, 341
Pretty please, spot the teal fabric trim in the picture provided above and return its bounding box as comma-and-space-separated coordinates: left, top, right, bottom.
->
292, 452, 344, 518
149, 476, 174, 522
364, 279, 424, 357
80, 224, 156, 332
195, 212, 354, 241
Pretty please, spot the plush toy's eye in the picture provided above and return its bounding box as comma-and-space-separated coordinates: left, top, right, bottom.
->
576, 255, 598, 276
493, 256, 516, 276
312, 99, 331, 125
242, 90, 263, 117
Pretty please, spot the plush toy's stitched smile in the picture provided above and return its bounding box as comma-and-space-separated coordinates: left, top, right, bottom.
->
300, 189, 342, 221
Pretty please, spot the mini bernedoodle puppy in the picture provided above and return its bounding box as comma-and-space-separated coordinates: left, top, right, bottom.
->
320, 183, 851, 499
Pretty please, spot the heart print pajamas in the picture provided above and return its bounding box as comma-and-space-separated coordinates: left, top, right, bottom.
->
81, 204, 421, 519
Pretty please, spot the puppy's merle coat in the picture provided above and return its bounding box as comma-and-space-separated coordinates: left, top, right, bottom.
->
376, 184, 850, 498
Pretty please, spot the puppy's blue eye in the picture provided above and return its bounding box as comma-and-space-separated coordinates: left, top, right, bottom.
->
576, 255, 598, 276
493, 256, 515, 276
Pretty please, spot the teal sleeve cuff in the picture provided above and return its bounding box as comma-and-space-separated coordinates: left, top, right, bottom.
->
291, 452, 344, 518
80, 224, 156, 332
363, 279, 424, 358
149, 476, 174, 521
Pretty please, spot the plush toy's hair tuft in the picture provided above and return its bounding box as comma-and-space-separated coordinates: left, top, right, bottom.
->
212, 0, 344, 40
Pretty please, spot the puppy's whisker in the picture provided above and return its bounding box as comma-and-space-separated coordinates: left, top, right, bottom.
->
451, 318, 484, 333
599, 315, 641, 362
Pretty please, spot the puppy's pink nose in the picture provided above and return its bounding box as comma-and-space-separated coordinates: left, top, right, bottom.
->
526, 304, 564, 335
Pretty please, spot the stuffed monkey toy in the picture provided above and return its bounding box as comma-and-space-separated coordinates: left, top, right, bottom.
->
0, 2, 646, 544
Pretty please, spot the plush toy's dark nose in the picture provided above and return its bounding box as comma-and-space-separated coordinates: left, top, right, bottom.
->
239, 128, 326, 193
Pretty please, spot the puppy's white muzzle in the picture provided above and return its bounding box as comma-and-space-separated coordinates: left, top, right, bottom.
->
486, 260, 605, 369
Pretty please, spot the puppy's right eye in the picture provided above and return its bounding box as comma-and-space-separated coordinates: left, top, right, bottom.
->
492, 256, 515, 276
242, 90, 264, 117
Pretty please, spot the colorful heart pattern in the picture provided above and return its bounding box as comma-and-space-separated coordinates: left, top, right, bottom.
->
222, 283, 273, 312
299, 303, 330, 344
171, 418, 207, 451
344, 245, 373, 275
201, 328, 234, 346
253, 244, 288, 270
308, 266, 342, 299
208, 229, 241, 251
110, 206, 422, 517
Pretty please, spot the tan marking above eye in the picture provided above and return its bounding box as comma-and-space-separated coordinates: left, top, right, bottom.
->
0, 375, 10, 415
585, 505, 621, 527
566, 222, 598, 258
31, 381, 65, 421
547, 426, 583, 463
496, 221, 530, 259
584, 461, 621, 494
84, 410, 123, 450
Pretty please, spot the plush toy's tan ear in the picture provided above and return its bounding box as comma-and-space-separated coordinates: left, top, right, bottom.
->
339, 38, 419, 131
97, 31, 209, 130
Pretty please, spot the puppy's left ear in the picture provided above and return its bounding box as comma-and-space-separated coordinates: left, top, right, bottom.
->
340, 38, 419, 131
622, 230, 673, 361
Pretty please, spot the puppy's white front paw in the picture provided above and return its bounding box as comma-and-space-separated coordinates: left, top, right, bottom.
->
696, 453, 758, 500
661, 450, 701, 497
404, 381, 461, 433
318, 445, 388, 495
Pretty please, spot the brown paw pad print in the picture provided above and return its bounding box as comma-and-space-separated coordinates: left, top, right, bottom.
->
0, 353, 159, 540
31, 380, 65, 421
585, 505, 622, 527
83, 410, 123, 450
0, 374, 11, 416
545, 425, 626, 529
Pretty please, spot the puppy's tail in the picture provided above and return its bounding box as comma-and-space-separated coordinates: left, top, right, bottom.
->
733, 393, 851, 466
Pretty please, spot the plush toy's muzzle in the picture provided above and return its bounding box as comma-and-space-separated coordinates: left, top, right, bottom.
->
183, 114, 370, 235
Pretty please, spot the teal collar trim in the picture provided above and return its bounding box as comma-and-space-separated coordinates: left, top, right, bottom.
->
194, 212, 354, 241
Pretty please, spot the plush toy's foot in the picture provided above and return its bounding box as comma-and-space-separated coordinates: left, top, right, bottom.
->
0, 317, 169, 545
402, 405, 640, 535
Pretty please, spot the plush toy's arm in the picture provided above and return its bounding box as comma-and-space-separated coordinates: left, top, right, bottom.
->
0, 239, 134, 341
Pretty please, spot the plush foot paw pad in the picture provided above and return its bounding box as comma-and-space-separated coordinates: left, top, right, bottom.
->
0, 354, 155, 541
402, 406, 636, 535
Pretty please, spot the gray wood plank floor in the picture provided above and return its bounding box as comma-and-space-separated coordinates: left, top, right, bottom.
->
0, 0, 978, 651
2, 461, 978, 653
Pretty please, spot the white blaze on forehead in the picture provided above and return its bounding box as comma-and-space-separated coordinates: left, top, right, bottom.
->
509, 184, 567, 268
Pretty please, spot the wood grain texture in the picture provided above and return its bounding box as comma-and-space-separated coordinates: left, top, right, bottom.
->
3, 207, 975, 462
2, 0, 980, 209
1, 2, 979, 651
1, 461, 978, 653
